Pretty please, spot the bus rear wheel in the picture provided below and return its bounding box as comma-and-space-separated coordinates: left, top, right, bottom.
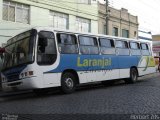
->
125, 68, 138, 84
61, 72, 76, 94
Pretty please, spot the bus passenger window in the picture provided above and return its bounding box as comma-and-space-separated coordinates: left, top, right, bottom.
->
141, 43, 148, 50
79, 36, 98, 54
38, 38, 48, 53
116, 40, 129, 55
99, 38, 115, 55
37, 31, 57, 65
141, 43, 150, 56
57, 33, 78, 54
130, 42, 141, 56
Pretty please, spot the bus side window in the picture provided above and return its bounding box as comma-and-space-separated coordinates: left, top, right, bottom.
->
37, 31, 57, 65
78, 35, 98, 54
130, 42, 141, 56
99, 38, 115, 55
57, 33, 78, 54
38, 38, 48, 53
116, 40, 129, 55
141, 43, 150, 56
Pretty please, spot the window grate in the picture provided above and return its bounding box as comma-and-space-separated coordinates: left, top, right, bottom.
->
76, 17, 91, 33
3, 0, 29, 24
49, 11, 69, 30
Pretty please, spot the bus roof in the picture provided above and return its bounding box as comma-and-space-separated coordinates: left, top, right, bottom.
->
34, 27, 152, 42
5, 26, 152, 46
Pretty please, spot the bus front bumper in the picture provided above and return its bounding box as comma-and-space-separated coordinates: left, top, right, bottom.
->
1, 77, 42, 92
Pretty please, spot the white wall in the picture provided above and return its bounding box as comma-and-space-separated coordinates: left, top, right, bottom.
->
0, 0, 99, 46
30, 6, 50, 26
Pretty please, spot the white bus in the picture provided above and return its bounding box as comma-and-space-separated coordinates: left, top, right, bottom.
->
1, 27, 156, 94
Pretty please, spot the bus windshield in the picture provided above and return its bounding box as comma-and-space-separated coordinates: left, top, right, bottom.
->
2, 29, 36, 70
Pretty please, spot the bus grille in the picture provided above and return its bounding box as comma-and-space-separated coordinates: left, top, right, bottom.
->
7, 74, 20, 82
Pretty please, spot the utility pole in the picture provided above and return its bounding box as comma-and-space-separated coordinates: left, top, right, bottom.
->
105, 0, 109, 35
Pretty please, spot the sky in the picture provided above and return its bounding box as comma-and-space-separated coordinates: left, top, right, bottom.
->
99, 0, 160, 35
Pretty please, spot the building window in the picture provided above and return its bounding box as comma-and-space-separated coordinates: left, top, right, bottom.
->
112, 27, 118, 36
50, 11, 69, 30
76, 17, 91, 33
3, 1, 29, 24
122, 29, 129, 38
77, 0, 91, 4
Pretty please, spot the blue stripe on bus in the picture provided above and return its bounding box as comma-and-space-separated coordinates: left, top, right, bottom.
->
45, 54, 140, 73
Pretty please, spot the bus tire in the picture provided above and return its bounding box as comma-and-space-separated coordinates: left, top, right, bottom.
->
125, 68, 138, 84
61, 72, 76, 94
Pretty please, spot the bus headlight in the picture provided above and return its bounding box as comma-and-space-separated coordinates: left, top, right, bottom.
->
20, 71, 34, 79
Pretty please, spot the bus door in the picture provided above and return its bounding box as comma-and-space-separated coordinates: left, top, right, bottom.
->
37, 31, 58, 86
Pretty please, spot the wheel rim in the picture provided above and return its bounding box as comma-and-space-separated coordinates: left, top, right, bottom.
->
65, 78, 74, 89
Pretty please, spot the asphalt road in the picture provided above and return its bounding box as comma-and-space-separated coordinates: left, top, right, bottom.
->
0, 73, 160, 120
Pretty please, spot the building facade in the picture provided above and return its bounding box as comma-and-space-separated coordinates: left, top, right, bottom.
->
152, 35, 160, 56
98, 3, 139, 39
0, 0, 99, 46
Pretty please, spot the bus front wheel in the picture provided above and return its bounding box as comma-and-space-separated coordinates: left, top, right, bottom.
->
61, 72, 76, 94
125, 68, 138, 84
